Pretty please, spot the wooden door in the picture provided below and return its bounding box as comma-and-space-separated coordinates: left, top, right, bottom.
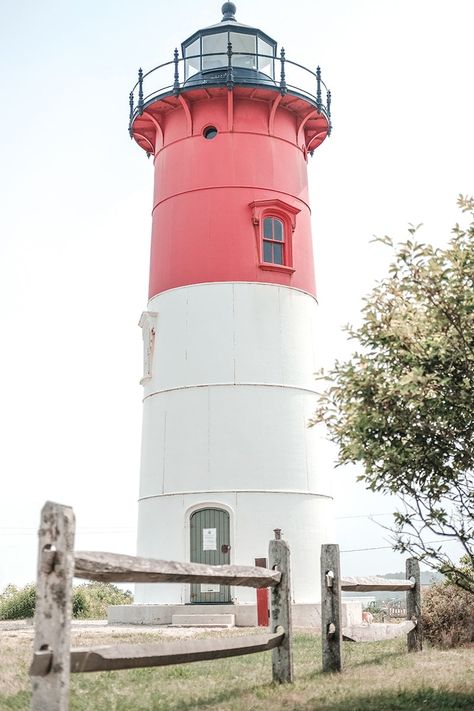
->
190, 508, 231, 603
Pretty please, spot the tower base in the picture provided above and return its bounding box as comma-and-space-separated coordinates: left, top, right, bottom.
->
108, 602, 362, 630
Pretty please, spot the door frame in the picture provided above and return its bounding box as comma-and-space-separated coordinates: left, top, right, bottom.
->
184, 501, 235, 604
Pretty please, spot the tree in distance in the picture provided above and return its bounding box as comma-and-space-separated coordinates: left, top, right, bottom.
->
312, 195, 474, 593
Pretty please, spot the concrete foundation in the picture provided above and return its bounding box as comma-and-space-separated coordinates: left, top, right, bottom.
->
171, 613, 235, 628
343, 620, 415, 642
108, 601, 362, 630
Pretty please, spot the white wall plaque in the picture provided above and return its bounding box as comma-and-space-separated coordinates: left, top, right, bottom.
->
138, 311, 158, 384
202, 528, 217, 551
200, 584, 220, 593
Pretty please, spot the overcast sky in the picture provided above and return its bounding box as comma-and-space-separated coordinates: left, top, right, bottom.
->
1, 0, 473, 590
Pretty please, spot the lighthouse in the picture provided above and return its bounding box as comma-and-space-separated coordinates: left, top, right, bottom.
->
127, 3, 333, 623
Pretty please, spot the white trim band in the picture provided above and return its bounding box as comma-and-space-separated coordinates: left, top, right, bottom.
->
139, 489, 334, 502
147, 280, 319, 304
143, 381, 319, 401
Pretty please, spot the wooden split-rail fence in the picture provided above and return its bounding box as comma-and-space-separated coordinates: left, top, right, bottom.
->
29, 502, 293, 711
29, 503, 424, 709
320, 543, 423, 672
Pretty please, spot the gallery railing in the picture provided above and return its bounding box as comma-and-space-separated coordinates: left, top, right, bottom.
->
128, 45, 332, 135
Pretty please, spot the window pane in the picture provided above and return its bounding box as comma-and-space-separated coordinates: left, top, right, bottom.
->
273, 219, 284, 241
184, 39, 201, 79
263, 241, 273, 263
230, 32, 257, 70
273, 243, 283, 265
257, 38, 275, 78
263, 217, 273, 238
202, 33, 227, 71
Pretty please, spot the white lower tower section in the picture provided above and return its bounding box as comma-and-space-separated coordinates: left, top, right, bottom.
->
136, 282, 334, 605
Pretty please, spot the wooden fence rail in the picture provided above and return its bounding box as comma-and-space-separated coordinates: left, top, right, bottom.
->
340, 576, 415, 593
74, 551, 281, 587
30, 501, 293, 711
30, 632, 285, 675
321, 543, 423, 673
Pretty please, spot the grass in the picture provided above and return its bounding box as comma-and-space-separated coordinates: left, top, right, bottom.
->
1, 629, 473, 710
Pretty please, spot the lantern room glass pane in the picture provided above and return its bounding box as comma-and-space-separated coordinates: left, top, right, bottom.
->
202, 32, 227, 71
184, 39, 201, 80
257, 38, 275, 78
230, 32, 257, 70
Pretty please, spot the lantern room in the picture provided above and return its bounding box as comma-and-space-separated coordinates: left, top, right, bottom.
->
128, 2, 332, 159
182, 2, 277, 85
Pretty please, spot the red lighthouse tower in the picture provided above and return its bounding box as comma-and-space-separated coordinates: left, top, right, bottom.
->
127, 3, 333, 623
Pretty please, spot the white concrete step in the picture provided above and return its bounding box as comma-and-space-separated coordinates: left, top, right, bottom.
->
342, 620, 416, 642
171, 613, 235, 628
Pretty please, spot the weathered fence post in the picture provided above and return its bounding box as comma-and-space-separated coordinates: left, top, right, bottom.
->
406, 557, 422, 652
269, 537, 293, 683
321, 543, 342, 672
30, 501, 75, 711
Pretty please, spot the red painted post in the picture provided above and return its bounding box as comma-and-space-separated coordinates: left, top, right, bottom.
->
255, 557, 269, 626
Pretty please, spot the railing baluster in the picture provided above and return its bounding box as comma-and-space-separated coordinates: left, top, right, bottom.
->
227, 41, 234, 90
327, 89, 332, 135
316, 66, 322, 112
128, 92, 134, 137
280, 47, 287, 95
138, 68, 144, 115
173, 48, 180, 94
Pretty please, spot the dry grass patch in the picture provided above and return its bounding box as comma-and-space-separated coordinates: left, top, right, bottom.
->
0, 628, 473, 710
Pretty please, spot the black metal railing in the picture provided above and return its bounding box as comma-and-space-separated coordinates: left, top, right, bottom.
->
128, 45, 332, 135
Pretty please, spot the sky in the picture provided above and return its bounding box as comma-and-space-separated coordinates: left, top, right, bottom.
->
0, 0, 473, 591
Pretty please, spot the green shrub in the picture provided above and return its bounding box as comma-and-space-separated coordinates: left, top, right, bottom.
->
0, 584, 36, 619
72, 582, 133, 619
422, 582, 474, 648
0, 582, 133, 620
72, 587, 88, 618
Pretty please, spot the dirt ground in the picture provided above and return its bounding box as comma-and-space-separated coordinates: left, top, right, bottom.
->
0, 618, 260, 640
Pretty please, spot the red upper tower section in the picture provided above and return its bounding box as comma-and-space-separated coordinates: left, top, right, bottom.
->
129, 3, 332, 300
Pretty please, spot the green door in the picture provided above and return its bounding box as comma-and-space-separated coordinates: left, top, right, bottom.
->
190, 508, 231, 604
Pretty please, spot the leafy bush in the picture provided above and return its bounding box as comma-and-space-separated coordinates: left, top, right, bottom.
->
0, 584, 36, 619
422, 582, 474, 648
0, 582, 133, 620
72, 587, 88, 618
72, 582, 133, 619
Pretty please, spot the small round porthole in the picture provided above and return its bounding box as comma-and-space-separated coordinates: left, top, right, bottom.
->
203, 126, 218, 140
